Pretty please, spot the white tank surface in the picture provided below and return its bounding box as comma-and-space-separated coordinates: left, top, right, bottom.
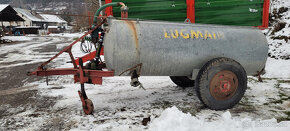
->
104, 19, 268, 77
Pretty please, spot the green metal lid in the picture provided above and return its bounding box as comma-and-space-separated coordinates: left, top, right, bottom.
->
111, 0, 264, 26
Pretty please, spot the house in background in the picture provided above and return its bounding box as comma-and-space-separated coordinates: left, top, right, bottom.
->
39, 14, 67, 27
12, 8, 68, 29
0, 4, 24, 24
0, 4, 24, 34
39, 14, 67, 33
14, 8, 45, 28
1, 4, 68, 34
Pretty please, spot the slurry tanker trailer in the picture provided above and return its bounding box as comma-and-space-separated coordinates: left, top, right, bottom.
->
28, 1, 269, 114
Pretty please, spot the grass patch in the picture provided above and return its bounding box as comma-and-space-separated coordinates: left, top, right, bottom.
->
271, 97, 290, 104
278, 91, 288, 98
262, 78, 278, 80
277, 111, 290, 122
268, 91, 290, 104
179, 106, 200, 116
274, 83, 281, 88
277, 117, 290, 123
150, 100, 173, 109
277, 80, 290, 83
73, 37, 79, 41
284, 111, 290, 116
270, 111, 290, 123
248, 77, 259, 83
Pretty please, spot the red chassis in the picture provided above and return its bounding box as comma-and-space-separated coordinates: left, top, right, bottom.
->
27, 18, 114, 85
28, 3, 129, 115
27, 17, 114, 115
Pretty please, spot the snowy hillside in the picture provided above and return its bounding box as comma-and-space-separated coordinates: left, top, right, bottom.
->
266, 0, 290, 60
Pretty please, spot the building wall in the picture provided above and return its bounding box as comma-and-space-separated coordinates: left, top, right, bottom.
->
2, 13, 33, 27
1, 9, 68, 32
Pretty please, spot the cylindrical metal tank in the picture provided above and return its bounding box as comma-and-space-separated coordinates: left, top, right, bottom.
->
104, 19, 268, 77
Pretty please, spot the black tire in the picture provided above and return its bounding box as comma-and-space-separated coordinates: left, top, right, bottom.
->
195, 57, 247, 110
170, 76, 195, 88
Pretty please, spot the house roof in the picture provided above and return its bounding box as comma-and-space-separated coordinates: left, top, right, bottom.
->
0, 4, 9, 12
2, 5, 67, 23
14, 8, 67, 23
39, 14, 67, 23
14, 8, 43, 22
0, 4, 24, 21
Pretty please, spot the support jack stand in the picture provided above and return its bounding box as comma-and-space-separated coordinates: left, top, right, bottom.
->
78, 84, 94, 115
78, 58, 94, 115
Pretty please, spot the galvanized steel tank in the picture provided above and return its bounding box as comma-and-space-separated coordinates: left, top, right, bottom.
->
104, 19, 268, 77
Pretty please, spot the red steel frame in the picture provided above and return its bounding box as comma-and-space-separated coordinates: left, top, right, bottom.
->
259, 0, 270, 29
187, 0, 195, 23
27, 4, 129, 115
105, 0, 270, 28
28, 6, 130, 85
105, 0, 113, 16
27, 17, 114, 85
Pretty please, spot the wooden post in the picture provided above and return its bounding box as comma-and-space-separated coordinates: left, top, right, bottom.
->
9, 21, 12, 35
1, 21, 3, 29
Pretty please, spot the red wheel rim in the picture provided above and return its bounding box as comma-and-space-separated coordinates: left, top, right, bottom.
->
210, 70, 238, 100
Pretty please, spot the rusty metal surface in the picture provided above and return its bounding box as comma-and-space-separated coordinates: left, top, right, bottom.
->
104, 19, 268, 77
209, 70, 238, 100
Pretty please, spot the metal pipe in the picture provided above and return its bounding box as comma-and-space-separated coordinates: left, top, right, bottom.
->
93, 2, 125, 27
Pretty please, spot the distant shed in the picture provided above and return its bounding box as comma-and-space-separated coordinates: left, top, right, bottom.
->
14, 8, 44, 27
13, 26, 41, 34
0, 4, 24, 22
39, 14, 68, 26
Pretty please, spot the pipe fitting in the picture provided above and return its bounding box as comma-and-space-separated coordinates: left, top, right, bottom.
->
92, 2, 127, 27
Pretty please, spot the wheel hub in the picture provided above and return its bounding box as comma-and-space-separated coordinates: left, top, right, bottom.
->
210, 70, 238, 100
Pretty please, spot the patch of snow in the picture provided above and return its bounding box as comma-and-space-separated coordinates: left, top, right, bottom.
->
0, 36, 71, 69
55, 6, 67, 11
265, 0, 290, 59
48, 33, 83, 38
14, 8, 43, 22
280, 83, 290, 88
249, 8, 258, 13
0, 4, 9, 12
148, 106, 290, 131
2, 2, 290, 128
2, 36, 32, 41
0, 32, 289, 130
247, 78, 280, 104
263, 58, 290, 78
15, 26, 41, 29
39, 14, 67, 23
47, 26, 58, 28
270, 0, 290, 10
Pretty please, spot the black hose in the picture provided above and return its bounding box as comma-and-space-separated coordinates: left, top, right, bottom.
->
80, 39, 93, 53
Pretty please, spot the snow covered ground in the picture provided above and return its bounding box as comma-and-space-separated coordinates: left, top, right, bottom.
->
0, 0, 290, 129
0, 31, 289, 130
2, 36, 33, 42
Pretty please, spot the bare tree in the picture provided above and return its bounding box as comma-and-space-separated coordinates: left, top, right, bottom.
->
73, 0, 100, 32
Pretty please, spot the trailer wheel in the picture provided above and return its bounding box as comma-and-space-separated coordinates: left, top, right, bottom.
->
195, 57, 247, 110
170, 76, 195, 88
83, 99, 94, 115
